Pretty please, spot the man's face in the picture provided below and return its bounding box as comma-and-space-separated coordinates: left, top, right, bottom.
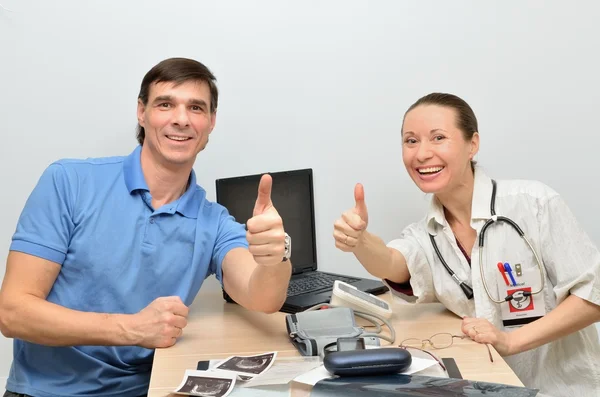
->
137, 80, 216, 168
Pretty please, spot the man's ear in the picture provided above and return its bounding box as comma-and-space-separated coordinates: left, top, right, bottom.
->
137, 99, 146, 128
470, 132, 480, 159
208, 110, 217, 134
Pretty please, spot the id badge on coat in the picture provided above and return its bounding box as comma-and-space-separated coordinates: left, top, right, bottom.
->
496, 263, 546, 328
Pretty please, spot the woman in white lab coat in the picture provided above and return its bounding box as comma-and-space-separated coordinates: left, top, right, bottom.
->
333, 92, 600, 396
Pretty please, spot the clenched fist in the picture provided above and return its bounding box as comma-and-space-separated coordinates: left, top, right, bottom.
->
128, 296, 189, 348
334, 183, 369, 252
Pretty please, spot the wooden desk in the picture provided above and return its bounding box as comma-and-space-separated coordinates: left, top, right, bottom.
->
148, 292, 523, 396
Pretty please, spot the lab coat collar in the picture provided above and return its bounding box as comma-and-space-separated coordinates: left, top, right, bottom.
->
470, 167, 494, 221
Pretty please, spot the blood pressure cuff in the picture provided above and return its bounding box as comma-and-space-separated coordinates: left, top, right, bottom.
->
285, 307, 363, 357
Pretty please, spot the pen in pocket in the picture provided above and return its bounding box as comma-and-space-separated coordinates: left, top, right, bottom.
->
497, 262, 510, 286
504, 262, 517, 286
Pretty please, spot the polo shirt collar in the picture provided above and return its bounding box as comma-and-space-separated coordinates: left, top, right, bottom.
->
123, 145, 148, 193
175, 171, 201, 219
123, 145, 201, 219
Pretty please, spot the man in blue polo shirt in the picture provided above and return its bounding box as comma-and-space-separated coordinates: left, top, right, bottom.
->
0, 57, 293, 397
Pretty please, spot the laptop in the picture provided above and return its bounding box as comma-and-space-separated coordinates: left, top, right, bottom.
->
215, 168, 388, 313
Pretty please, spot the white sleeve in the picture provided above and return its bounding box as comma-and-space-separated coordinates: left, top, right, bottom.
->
385, 223, 437, 304
539, 195, 600, 307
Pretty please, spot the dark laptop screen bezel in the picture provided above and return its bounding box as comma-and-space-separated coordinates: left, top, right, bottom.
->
215, 168, 318, 275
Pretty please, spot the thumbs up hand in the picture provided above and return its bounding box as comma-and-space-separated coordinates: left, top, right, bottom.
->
246, 174, 287, 266
333, 183, 369, 252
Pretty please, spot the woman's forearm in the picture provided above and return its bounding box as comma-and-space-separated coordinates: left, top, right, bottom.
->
353, 231, 410, 283
509, 294, 600, 355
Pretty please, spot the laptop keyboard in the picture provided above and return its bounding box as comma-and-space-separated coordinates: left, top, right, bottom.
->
287, 273, 360, 297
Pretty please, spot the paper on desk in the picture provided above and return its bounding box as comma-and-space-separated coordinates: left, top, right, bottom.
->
403, 356, 440, 375
227, 384, 292, 396
211, 351, 277, 381
239, 356, 322, 388
292, 356, 439, 386
173, 369, 236, 397
292, 365, 331, 386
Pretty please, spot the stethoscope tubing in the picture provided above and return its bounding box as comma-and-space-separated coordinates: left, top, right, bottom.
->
429, 179, 546, 303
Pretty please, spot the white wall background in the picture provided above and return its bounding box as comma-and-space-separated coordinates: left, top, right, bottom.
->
1, 0, 599, 380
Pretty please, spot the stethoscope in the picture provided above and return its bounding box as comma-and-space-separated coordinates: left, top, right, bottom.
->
429, 179, 545, 304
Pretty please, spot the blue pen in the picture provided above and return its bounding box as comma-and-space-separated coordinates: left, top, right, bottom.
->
504, 262, 517, 286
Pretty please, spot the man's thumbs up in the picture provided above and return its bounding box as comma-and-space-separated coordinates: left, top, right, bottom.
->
253, 174, 273, 216
353, 183, 369, 224
247, 174, 287, 267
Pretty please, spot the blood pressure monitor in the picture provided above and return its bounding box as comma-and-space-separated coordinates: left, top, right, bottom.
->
330, 280, 393, 319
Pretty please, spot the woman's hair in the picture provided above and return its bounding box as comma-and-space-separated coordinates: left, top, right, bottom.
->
403, 92, 479, 169
404, 92, 478, 140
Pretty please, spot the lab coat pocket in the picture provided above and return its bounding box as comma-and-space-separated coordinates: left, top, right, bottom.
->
495, 264, 546, 329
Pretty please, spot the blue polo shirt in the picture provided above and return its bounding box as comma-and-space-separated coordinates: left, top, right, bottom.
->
6, 145, 248, 397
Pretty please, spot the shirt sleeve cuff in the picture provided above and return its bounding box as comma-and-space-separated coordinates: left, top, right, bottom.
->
385, 238, 437, 304
384, 278, 414, 296
214, 242, 250, 285
570, 282, 600, 308
9, 240, 66, 265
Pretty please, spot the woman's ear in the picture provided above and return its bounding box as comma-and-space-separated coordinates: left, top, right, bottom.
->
470, 132, 480, 159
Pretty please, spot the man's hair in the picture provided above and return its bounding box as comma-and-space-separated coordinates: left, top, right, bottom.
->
136, 58, 218, 145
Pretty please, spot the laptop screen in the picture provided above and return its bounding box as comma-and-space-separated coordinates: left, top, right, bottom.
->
215, 168, 317, 274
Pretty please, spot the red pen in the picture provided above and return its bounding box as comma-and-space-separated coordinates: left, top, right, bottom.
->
497, 262, 510, 286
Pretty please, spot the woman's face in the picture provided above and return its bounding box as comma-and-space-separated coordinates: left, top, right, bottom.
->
402, 104, 479, 194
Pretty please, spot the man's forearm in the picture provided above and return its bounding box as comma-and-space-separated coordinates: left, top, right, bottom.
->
509, 294, 600, 355
247, 261, 292, 313
0, 294, 135, 347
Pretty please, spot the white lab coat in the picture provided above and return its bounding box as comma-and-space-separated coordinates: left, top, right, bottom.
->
386, 168, 600, 397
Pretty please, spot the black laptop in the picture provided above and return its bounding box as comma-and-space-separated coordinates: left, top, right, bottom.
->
215, 168, 388, 313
